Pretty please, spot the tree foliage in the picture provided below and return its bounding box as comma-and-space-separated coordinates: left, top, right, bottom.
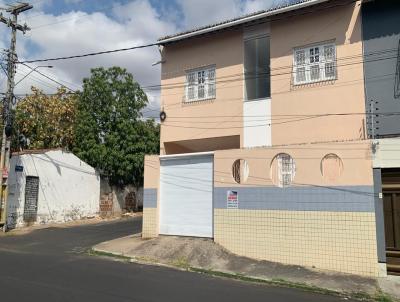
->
73, 67, 159, 187
14, 87, 76, 150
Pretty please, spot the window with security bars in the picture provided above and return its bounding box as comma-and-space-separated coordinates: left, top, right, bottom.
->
277, 153, 295, 188
185, 66, 216, 102
395, 39, 400, 99
293, 42, 336, 85
23, 176, 39, 222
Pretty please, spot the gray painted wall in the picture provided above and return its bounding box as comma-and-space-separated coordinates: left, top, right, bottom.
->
214, 186, 375, 212
373, 169, 386, 262
144, 188, 157, 208
362, 0, 400, 137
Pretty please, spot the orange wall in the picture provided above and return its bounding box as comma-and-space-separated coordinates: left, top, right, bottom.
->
160, 29, 244, 154
159, 1, 366, 152
214, 140, 374, 188
270, 1, 365, 145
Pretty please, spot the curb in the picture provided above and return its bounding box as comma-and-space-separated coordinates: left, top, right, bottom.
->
89, 247, 395, 302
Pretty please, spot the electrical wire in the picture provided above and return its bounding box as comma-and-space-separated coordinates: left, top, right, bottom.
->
18, 42, 159, 64
13, 0, 369, 66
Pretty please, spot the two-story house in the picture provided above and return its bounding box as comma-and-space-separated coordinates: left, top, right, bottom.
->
142, 0, 397, 277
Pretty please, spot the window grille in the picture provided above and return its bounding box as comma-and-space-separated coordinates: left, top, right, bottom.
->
277, 154, 295, 188
293, 42, 336, 85
185, 66, 216, 102
232, 159, 249, 184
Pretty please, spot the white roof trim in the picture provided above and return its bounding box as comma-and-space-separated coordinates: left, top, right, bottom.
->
159, 151, 214, 160
158, 0, 330, 44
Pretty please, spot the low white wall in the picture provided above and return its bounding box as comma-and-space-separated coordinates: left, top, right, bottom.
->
373, 138, 400, 168
6, 150, 100, 228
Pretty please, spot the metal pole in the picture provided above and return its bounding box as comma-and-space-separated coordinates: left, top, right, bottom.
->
0, 3, 32, 231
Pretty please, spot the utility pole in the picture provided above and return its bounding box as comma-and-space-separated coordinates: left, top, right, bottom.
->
0, 3, 32, 231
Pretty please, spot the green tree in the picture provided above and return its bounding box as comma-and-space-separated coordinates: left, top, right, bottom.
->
14, 87, 76, 150
73, 67, 159, 187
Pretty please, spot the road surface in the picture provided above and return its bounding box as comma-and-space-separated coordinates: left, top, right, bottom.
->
0, 217, 351, 302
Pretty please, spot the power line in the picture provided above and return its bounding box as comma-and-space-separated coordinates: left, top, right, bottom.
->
8, 46, 398, 102
13, 1, 392, 66
20, 62, 76, 91
145, 53, 399, 93
157, 47, 398, 81
147, 71, 396, 111
19, 0, 356, 63
18, 42, 159, 64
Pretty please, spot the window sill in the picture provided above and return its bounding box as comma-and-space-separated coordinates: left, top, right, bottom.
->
184, 96, 216, 103
293, 77, 337, 87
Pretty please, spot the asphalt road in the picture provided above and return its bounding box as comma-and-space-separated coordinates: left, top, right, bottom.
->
0, 217, 352, 302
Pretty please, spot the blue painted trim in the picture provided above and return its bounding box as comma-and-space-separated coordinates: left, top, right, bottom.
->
144, 188, 157, 208
214, 186, 375, 212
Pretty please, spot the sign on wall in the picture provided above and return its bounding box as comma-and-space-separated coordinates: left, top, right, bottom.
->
227, 190, 238, 209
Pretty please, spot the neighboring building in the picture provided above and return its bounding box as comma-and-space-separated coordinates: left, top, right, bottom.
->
99, 178, 143, 217
143, 0, 398, 277
362, 0, 400, 275
6, 149, 100, 228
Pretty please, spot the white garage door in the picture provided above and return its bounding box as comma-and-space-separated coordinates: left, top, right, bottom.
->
160, 154, 213, 238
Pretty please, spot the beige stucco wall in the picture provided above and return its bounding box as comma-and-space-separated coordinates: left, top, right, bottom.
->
214, 140, 374, 188
143, 155, 160, 189
270, 1, 366, 145
143, 155, 159, 238
142, 142, 380, 276
143, 1, 380, 276
160, 29, 244, 154
212, 141, 379, 276
159, 1, 366, 154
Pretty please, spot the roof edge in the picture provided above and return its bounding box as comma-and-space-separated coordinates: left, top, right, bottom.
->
11, 148, 68, 156
158, 0, 330, 45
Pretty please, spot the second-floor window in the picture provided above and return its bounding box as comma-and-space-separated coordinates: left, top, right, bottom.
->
293, 42, 336, 85
244, 35, 271, 100
185, 66, 216, 102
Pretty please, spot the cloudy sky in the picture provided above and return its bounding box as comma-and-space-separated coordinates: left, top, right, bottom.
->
0, 0, 289, 113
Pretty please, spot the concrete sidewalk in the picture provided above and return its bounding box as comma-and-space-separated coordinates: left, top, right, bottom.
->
93, 235, 400, 301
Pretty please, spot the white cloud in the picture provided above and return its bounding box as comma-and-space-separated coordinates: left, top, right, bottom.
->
8, 0, 177, 112
0, 0, 285, 115
175, 0, 276, 29
243, 0, 276, 13
175, 0, 242, 29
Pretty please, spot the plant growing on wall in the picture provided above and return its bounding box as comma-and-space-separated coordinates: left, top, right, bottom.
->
73, 67, 159, 187
14, 87, 77, 150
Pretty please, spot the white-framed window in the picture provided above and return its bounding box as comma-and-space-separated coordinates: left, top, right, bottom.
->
293, 42, 336, 85
185, 66, 216, 102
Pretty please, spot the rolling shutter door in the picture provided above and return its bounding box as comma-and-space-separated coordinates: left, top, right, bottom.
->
160, 154, 213, 238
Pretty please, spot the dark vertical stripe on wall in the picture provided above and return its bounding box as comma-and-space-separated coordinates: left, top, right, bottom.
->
373, 169, 386, 263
